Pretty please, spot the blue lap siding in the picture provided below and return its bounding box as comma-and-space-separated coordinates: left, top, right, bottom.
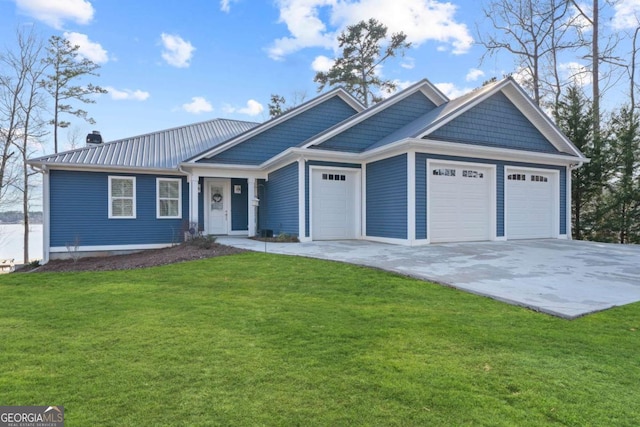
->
200, 97, 358, 165
414, 153, 566, 239
366, 154, 408, 239
317, 92, 438, 153
429, 92, 561, 154
260, 163, 299, 236
49, 170, 189, 247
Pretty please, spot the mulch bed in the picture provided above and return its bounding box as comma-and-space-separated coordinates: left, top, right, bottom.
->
18, 243, 247, 273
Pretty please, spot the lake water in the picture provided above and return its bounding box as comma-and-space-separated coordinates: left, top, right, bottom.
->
0, 224, 43, 262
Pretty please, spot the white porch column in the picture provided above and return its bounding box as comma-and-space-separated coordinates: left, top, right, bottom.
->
189, 174, 200, 229
248, 177, 256, 237
298, 158, 307, 240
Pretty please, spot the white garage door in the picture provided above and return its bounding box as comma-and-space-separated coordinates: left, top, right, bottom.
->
311, 169, 358, 240
506, 169, 556, 239
429, 162, 493, 243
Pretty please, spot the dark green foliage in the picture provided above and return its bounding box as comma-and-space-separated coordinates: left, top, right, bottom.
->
314, 18, 411, 107
268, 93, 286, 118
40, 35, 107, 153
597, 106, 640, 243
555, 85, 596, 240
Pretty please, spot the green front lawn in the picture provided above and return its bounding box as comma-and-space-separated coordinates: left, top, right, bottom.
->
1, 253, 638, 426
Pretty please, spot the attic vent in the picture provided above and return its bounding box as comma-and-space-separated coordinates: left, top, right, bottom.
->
86, 130, 103, 146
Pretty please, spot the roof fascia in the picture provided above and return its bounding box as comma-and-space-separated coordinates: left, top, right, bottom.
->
27, 163, 186, 175
186, 88, 364, 164
299, 79, 450, 150
362, 137, 589, 166
418, 80, 449, 106
418, 78, 585, 158
499, 82, 584, 157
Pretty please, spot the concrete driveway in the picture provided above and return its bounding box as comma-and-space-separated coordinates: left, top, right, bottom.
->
218, 237, 640, 319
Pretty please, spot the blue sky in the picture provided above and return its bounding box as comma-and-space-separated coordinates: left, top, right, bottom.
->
0, 0, 637, 153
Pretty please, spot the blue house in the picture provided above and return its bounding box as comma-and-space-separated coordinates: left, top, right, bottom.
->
29, 77, 588, 262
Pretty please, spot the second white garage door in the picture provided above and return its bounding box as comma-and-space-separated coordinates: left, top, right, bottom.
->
428, 162, 494, 243
311, 169, 359, 240
506, 168, 556, 239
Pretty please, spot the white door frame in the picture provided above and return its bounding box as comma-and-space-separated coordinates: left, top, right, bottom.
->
426, 159, 497, 243
504, 166, 560, 239
204, 178, 231, 235
309, 166, 362, 241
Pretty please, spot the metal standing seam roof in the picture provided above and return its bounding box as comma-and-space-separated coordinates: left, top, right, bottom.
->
28, 118, 260, 170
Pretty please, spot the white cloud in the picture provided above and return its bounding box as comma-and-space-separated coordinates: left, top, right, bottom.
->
569, 2, 593, 34
400, 57, 415, 70
220, 0, 239, 12
311, 55, 334, 72
63, 32, 108, 64
559, 62, 592, 87
612, 0, 640, 30
183, 97, 213, 114
267, 0, 473, 60
465, 68, 485, 82
434, 82, 473, 99
15, 0, 94, 29
105, 86, 150, 101
224, 99, 264, 116
268, 0, 336, 60
161, 33, 195, 68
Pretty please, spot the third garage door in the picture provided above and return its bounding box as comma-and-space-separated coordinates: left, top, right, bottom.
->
506, 168, 556, 239
429, 162, 494, 243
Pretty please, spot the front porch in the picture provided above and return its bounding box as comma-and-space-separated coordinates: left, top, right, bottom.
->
188, 175, 260, 237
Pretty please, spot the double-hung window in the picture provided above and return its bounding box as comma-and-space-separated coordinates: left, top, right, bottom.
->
109, 176, 136, 219
157, 178, 182, 219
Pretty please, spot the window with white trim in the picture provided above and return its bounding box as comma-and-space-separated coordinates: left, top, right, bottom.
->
157, 178, 182, 219
109, 176, 136, 219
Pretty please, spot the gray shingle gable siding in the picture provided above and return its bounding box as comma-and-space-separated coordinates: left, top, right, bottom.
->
428, 92, 559, 153
316, 92, 438, 153
200, 97, 358, 165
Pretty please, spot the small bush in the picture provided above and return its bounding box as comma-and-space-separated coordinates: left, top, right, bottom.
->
187, 235, 217, 249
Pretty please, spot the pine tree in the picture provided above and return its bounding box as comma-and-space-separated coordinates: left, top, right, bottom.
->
41, 35, 107, 153
555, 85, 596, 240
314, 18, 410, 107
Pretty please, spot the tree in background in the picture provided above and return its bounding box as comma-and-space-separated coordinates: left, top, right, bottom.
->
314, 18, 410, 107
41, 35, 107, 153
478, 0, 584, 108
0, 28, 48, 263
267, 91, 307, 118
599, 106, 640, 243
555, 85, 596, 240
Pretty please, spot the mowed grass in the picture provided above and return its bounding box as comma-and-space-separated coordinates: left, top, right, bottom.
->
0, 253, 639, 426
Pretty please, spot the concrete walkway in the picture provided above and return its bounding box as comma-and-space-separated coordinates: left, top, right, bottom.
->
218, 237, 640, 319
